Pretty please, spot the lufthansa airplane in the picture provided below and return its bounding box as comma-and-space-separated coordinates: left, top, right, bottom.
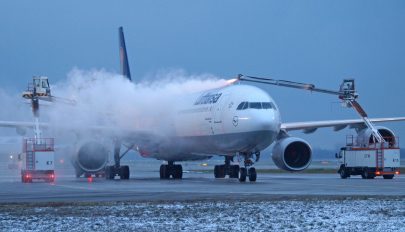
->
1, 27, 404, 182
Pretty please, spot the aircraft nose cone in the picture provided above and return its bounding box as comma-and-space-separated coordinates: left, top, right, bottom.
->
252, 111, 278, 131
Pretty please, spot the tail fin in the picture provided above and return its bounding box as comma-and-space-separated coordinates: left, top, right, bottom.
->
119, 26, 132, 81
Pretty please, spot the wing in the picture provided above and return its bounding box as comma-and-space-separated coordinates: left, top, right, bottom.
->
281, 117, 405, 134
0, 120, 157, 145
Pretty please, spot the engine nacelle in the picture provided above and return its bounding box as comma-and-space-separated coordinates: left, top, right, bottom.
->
72, 141, 109, 176
356, 126, 396, 148
272, 137, 312, 172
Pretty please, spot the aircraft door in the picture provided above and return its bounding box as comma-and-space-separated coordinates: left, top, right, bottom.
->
212, 94, 230, 134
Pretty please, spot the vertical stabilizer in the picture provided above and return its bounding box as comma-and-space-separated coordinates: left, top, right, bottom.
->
119, 27, 132, 81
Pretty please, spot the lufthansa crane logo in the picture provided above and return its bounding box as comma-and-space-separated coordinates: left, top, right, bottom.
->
232, 116, 238, 127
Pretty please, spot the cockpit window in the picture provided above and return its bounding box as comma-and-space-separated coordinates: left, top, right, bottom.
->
237, 101, 276, 110
270, 102, 277, 111
262, 102, 272, 109
237, 102, 246, 110
249, 102, 262, 109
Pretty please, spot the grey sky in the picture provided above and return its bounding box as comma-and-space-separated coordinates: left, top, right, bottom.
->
1, 1, 405, 149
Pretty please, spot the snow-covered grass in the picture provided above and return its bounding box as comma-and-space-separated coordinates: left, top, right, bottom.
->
0, 198, 404, 231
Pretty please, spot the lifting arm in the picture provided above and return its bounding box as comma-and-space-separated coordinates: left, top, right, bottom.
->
237, 74, 384, 143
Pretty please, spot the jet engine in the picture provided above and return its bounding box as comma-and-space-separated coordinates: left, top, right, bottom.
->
356, 126, 396, 148
272, 137, 312, 172
71, 141, 109, 177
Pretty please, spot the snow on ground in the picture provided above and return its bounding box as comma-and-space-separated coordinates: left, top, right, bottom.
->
0, 198, 404, 231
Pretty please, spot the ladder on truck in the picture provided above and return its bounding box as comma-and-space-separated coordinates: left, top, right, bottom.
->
25, 151, 35, 170
376, 147, 384, 173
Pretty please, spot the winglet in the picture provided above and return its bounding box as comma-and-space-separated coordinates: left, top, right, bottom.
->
119, 26, 132, 81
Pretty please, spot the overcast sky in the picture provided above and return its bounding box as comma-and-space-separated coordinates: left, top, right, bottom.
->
1, 0, 405, 149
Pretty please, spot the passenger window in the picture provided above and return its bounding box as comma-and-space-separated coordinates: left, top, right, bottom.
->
262, 102, 272, 109
249, 102, 262, 109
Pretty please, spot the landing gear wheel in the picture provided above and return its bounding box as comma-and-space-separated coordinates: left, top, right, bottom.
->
214, 165, 226, 178
248, 167, 257, 182
173, 165, 183, 179
383, 175, 394, 179
214, 166, 219, 178
239, 168, 247, 182
160, 164, 170, 180
160, 165, 170, 179
229, 165, 240, 179
105, 166, 115, 180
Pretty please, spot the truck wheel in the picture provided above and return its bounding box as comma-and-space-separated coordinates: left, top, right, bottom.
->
362, 169, 375, 179
339, 167, 348, 179
362, 169, 369, 179
383, 175, 394, 179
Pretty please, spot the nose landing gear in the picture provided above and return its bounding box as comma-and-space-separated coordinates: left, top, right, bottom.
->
238, 152, 259, 182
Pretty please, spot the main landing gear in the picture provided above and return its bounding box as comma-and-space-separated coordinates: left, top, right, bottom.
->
105, 140, 132, 180
214, 156, 240, 179
238, 152, 259, 182
160, 161, 183, 179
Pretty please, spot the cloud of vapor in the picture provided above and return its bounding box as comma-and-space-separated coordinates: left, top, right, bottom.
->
0, 68, 232, 172
47, 68, 231, 138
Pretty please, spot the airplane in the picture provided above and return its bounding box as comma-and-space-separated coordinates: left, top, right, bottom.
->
1, 26, 405, 182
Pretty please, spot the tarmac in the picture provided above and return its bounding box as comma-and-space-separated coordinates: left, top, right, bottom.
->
0, 167, 404, 203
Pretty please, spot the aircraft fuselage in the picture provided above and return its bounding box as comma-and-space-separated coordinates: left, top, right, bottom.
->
136, 84, 281, 161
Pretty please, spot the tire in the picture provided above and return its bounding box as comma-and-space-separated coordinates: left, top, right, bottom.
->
218, 165, 226, 178
214, 165, 220, 178
239, 168, 247, 182
248, 168, 257, 182
105, 166, 115, 180
230, 165, 239, 179
160, 165, 165, 179
214, 165, 225, 178
21, 171, 25, 183
362, 169, 374, 179
383, 175, 394, 179
121, 166, 130, 180
173, 165, 183, 179
339, 167, 348, 179
160, 165, 170, 179
362, 169, 368, 179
